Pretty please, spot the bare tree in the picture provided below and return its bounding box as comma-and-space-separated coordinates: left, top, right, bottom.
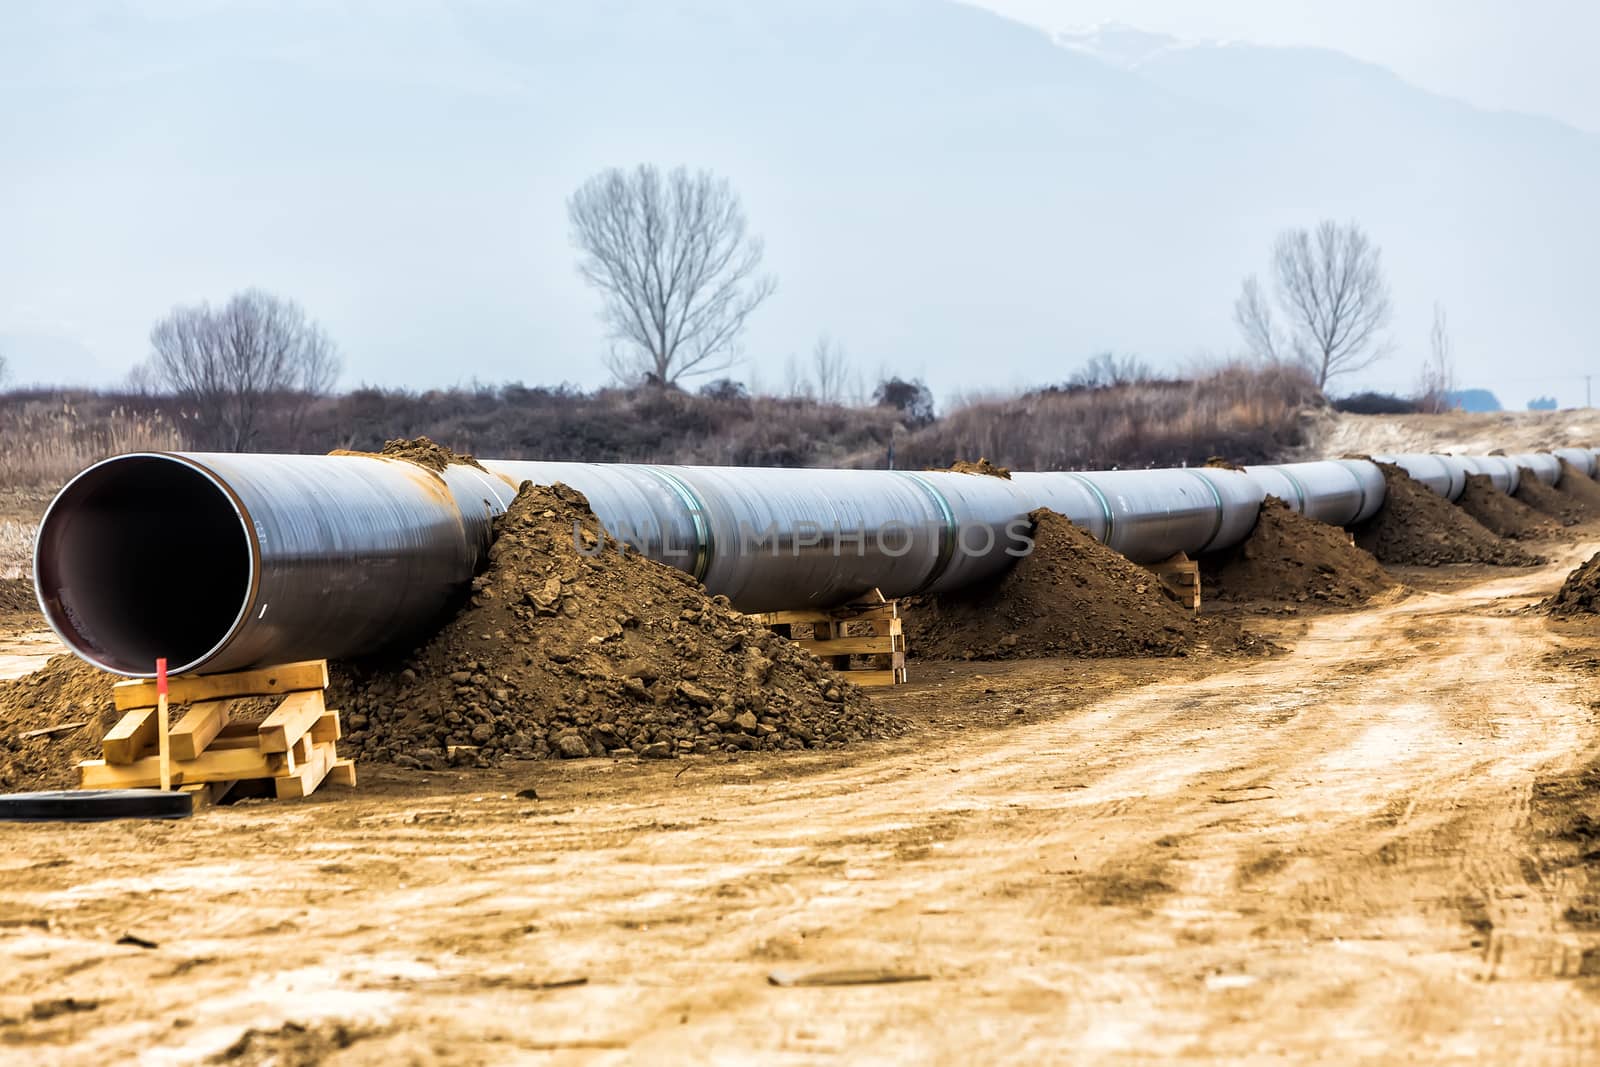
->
123, 360, 160, 396
0, 348, 7, 386
811, 334, 850, 405
1069, 352, 1153, 390
149, 289, 341, 450
1233, 276, 1279, 361
783, 352, 811, 400
569, 164, 776, 387
1416, 302, 1456, 413
1234, 220, 1392, 390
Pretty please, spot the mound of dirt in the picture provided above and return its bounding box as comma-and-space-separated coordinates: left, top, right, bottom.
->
329, 436, 488, 473
1354, 464, 1543, 567
330, 483, 904, 768
1555, 459, 1600, 515
942, 458, 1011, 479
904, 509, 1275, 661
1543, 551, 1600, 617
1202, 497, 1394, 607
1455, 474, 1561, 541
0, 655, 114, 791
1514, 469, 1588, 526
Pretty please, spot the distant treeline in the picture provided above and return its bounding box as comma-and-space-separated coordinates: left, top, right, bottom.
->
0, 358, 1326, 489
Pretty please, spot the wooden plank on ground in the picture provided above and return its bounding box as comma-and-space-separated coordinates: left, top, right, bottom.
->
257, 690, 327, 753
79, 746, 284, 789
845, 669, 902, 687
113, 660, 329, 711
179, 780, 238, 810
102, 708, 158, 764
794, 636, 901, 656
753, 605, 898, 626
326, 759, 357, 789
274, 742, 335, 800
169, 700, 231, 761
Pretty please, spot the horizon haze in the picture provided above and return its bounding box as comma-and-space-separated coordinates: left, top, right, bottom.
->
1, 0, 1593, 409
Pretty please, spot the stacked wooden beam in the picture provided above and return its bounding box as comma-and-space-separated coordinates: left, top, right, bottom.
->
749, 590, 908, 687
78, 660, 355, 802
1145, 552, 1201, 612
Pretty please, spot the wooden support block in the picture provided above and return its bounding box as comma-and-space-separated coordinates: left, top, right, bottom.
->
326, 758, 358, 789
281, 732, 314, 773
310, 710, 342, 745
179, 780, 238, 810
845, 669, 902, 687
206, 733, 269, 752
753, 603, 896, 627
101, 707, 158, 764
113, 660, 329, 711
257, 690, 327, 753
79, 746, 284, 789
274, 742, 335, 800
169, 700, 231, 761
793, 635, 901, 656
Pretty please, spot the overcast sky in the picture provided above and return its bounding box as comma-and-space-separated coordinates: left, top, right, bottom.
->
3, 0, 1596, 409
971, 0, 1600, 133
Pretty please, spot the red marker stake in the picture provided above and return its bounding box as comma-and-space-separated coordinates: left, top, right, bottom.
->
155, 657, 171, 792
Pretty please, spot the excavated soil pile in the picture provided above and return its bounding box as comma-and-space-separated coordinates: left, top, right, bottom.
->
0, 655, 114, 791
1543, 551, 1600, 617
1354, 464, 1542, 567
904, 509, 1275, 661
1456, 474, 1561, 541
330, 436, 489, 473
1202, 498, 1394, 607
1556, 459, 1600, 515
329, 483, 903, 767
1514, 469, 1589, 527
943, 459, 1011, 478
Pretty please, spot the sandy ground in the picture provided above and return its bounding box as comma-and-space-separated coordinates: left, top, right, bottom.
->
4, 547, 1600, 1064
1309, 409, 1600, 459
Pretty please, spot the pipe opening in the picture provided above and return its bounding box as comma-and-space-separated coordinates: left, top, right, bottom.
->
34, 455, 253, 676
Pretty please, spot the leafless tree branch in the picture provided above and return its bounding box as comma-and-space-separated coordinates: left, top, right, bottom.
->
1416, 301, 1456, 413
1235, 220, 1392, 390
148, 288, 341, 450
569, 165, 776, 386
811, 334, 849, 404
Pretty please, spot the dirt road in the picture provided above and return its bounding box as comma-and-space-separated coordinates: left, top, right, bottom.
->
5, 552, 1600, 1064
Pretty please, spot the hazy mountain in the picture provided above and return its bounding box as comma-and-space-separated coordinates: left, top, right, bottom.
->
0, 1, 1592, 407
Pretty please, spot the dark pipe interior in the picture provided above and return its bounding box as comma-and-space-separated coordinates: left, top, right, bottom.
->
35, 456, 251, 675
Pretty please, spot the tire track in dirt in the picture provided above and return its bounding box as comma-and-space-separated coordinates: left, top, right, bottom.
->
8, 550, 1600, 1062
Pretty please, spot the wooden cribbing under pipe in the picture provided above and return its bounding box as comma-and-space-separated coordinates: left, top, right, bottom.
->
78, 659, 356, 803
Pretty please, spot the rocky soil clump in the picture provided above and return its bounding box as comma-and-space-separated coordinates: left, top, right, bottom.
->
1456, 474, 1560, 541
329, 436, 489, 473
1202, 498, 1394, 607
1355, 464, 1542, 567
942, 458, 1011, 478
905, 509, 1275, 661
0, 655, 114, 791
330, 482, 903, 768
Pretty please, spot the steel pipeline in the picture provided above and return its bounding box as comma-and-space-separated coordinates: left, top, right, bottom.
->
33, 449, 1590, 676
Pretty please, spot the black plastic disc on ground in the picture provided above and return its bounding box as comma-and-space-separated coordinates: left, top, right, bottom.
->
0, 789, 193, 822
